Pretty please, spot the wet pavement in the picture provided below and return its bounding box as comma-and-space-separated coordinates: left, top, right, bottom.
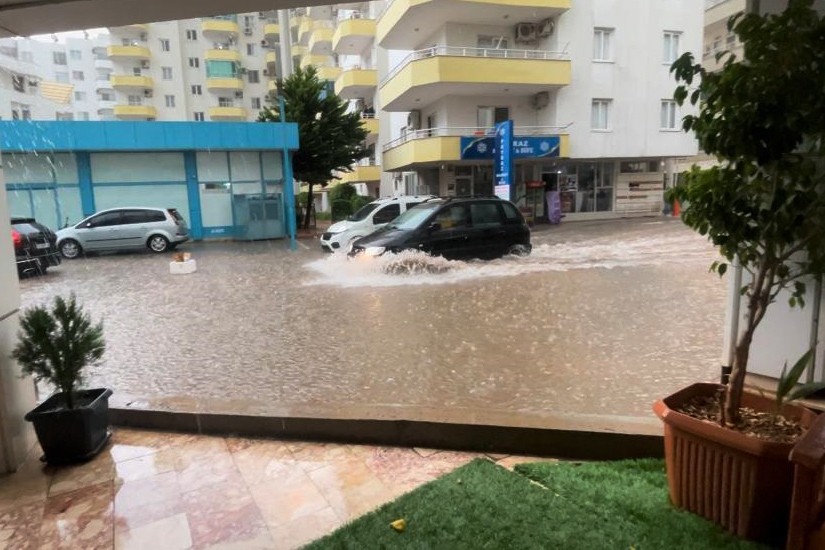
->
18, 217, 725, 434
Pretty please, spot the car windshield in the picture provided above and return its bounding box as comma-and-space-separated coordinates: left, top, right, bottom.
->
348, 202, 379, 222
386, 202, 442, 230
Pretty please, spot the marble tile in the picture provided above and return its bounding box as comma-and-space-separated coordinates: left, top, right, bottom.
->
183, 479, 271, 549
170, 437, 232, 472
412, 447, 443, 458
249, 476, 331, 527
229, 440, 304, 489
114, 512, 192, 550
176, 452, 245, 495
0, 456, 51, 513
363, 447, 477, 494
39, 481, 114, 549
308, 460, 394, 521
288, 443, 354, 473
114, 471, 181, 514
48, 453, 115, 497
0, 501, 45, 549
270, 506, 343, 550
114, 493, 185, 535
111, 429, 198, 452
114, 449, 177, 484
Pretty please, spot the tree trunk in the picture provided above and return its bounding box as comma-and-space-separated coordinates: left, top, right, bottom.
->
304, 182, 313, 230
64, 384, 75, 409
724, 328, 754, 425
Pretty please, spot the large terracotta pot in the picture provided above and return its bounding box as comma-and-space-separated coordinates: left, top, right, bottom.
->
653, 382, 817, 547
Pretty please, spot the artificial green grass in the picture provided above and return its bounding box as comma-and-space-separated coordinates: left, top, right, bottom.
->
307, 458, 766, 550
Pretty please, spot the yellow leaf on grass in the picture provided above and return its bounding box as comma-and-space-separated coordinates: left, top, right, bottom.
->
390, 519, 406, 532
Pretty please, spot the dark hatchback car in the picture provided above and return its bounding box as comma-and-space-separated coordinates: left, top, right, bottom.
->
349, 197, 531, 261
11, 217, 61, 276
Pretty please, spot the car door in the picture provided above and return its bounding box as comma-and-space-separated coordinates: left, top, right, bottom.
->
370, 203, 401, 231
419, 204, 471, 260
76, 211, 123, 251
468, 201, 508, 259
118, 209, 154, 248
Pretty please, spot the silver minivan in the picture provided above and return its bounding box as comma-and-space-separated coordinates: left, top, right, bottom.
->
56, 207, 189, 258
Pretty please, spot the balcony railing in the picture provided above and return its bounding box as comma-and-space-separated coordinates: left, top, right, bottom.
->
381, 45, 570, 87
382, 125, 571, 152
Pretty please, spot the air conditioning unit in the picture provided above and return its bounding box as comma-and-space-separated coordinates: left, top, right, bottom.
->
538, 18, 555, 37
515, 23, 538, 43
263, 69, 269, 76
144, 89, 153, 97
531, 91, 550, 109
239, 67, 248, 74
261, 39, 268, 47
407, 109, 421, 130
140, 60, 150, 69
235, 91, 244, 98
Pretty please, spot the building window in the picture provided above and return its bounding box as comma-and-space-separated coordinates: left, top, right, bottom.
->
251, 97, 261, 109
165, 95, 176, 108
663, 31, 681, 64
194, 112, 205, 121
218, 97, 233, 107
191, 84, 202, 95
100, 92, 114, 101
74, 91, 87, 101
660, 100, 677, 129
56, 112, 73, 121
247, 70, 260, 83
53, 51, 67, 65
133, 67, 143, 76
620, 161, 659, 173
188, 57, 200, 68
477, 106, 509, 129
591, 99, 611, 130
128, 95, 143, 106
186, 29, 198, 40
69, 49, 82, 60
11, 74, 24, 92
72, 70, 84, 80
162, 67, 173, 80
78, 112, 89, 121
55, 72, 69, 83
477, 35, 508, 50
160, 39, 171, 52
593, 28, 613, 61
247, 43, 255, 56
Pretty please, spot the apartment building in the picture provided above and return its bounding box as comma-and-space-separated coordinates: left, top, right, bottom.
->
376, 0, 702, 220
0, 35, 108, 121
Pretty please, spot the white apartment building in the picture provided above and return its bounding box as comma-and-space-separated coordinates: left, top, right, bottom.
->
0, 35, 109, 121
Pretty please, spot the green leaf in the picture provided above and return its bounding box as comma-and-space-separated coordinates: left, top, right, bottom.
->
788, 382, 825, 402
776, 348, 815, 404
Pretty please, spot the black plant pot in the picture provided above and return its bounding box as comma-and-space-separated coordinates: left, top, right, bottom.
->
24, 388, 113, 465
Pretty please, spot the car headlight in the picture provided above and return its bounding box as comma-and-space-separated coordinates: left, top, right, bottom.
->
364, 246, 385, 257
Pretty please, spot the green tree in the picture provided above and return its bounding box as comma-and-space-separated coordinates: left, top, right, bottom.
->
329, 182, 359, 221
668, 0, 825, 424
259, 66, 369, 229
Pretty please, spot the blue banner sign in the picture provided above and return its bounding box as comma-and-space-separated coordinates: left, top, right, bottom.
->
460, 134, 561, 161
494, 121, 514, 198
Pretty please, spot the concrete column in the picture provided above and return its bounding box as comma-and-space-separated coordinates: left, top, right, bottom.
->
0, 175, 38, 473
278, 10, 293, 79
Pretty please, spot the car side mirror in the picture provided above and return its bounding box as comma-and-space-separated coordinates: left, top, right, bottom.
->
428, 222, 441, 232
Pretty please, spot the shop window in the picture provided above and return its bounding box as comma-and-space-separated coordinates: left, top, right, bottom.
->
620, 161, 659, 173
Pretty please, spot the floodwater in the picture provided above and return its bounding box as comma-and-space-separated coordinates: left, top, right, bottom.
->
18, 218, 725, 434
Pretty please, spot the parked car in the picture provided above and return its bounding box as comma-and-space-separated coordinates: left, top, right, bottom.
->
320, 195, 434, 253
11, 217, 61, 277
348, 197, 532, 261
56, 207, 189, 259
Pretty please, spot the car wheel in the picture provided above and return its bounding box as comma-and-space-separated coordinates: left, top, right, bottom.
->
148, 235, 170, 253
506, 244, 531, 257
60, 239, 82, 259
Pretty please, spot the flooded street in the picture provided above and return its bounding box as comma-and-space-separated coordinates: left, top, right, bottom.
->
18, 218, 725, 433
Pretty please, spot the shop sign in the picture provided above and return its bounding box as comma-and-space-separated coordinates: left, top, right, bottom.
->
494, 120, 514, 197
460, 135, 561, 160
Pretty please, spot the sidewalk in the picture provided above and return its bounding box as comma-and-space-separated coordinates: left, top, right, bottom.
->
0, 428, 550, 549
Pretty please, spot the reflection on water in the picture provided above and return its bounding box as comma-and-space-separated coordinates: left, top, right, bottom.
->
18, 219, 725, 431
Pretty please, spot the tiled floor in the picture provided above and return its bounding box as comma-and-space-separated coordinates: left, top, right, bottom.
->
0, 428, 553, 549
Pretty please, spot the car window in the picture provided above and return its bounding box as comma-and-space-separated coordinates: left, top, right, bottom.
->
88, 211, 122, 227
147, 210, 167, 222
387, 202, 441, 230
404, 202, 422, 211
435, 205, 469, 230
470, 202, 503, 228
372, 204, 401, 225
167, 209, 183, 223
121, 210, 150, 224
349, 202, 379, 222
501, 202, 522, 223
11, 222, 43, 235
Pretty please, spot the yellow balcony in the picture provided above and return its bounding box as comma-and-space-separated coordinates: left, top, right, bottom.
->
333, 18, 376, 56
265, 51, 278, 67
201, 19, 240, 36
290, 15, 311, 29
113, 105, 157, 119
291, 45, 308, 58
298, 18, 313, 44
264, 23, 280, 41
204, 49, 241, 62
380, 48, 571, 111
300, 55, 332, 69
208, 106, 248, 120
378, 0, 570, 48
110, 75, 154, 89
109, 24, 148, 34
317, 66, 341, 81
206, 77, 244, 92
382, 131, 570, 171
334, 68, 378, 100
308, 27, 334, 54
361, 117, 379, 136
268, 81, 278, 94
106, 45, 151, 60
338, 164, 381, 184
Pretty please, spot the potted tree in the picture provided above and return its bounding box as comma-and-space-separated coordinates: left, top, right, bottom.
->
12, 294, 111, 465
655, 1, 825, 545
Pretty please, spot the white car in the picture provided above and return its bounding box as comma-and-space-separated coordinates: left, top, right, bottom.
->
320, 195, 434, 253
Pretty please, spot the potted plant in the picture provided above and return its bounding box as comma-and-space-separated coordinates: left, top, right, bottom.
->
655, 1, 825, 545
12, 294, 111, 465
